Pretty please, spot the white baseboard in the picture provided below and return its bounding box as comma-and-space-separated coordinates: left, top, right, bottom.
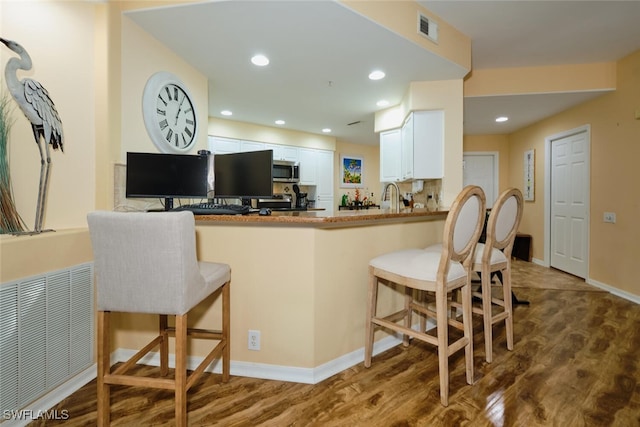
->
526, 258, 639, 305
110, 319, 437, 385
111, 331, 407, 384
587, 278, 640, 304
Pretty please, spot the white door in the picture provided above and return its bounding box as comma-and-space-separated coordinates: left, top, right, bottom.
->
315, 150, 334, 210
463, 153, 498, 208
550, 131, 589, 278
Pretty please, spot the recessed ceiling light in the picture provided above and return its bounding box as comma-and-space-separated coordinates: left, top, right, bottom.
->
221, 110, 233, 116
495, 116, 509, 123
275, 120, 285, 125
368, 70, 385, 80
322, 128, 332, 133
251, 54, 269, 66
377, 100, 390, 107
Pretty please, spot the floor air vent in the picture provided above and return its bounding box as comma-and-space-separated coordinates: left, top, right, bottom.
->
418, 12, 438, 43
0, 263, 94, 415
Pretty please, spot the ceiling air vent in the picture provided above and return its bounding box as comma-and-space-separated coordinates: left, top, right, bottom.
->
418, 12, 438, 43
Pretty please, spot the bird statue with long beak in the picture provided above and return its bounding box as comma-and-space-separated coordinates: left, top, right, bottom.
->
0, 37, 64, 234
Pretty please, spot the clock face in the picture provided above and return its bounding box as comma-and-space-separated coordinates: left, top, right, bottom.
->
143, 72, 198, 154
155, 83, 196, 150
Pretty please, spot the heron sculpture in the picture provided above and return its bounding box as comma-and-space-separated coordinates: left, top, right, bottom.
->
1, 37, 64, 233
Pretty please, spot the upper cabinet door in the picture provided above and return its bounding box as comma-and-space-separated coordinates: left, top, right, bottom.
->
412, 110, 444, 179
380, 129, 401, 182
398, 110, 444, 181
208, 136, 240, 154
401, 113, 414, 180
298, 148, 318, 185
240, 140, 266, 152
265, 144, 299, 162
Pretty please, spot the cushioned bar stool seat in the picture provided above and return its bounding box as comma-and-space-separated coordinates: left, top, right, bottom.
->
87, 211, 231, 427
364, 185, 486, 406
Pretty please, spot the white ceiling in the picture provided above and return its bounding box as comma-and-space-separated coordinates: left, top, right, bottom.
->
127, 1, 640, 145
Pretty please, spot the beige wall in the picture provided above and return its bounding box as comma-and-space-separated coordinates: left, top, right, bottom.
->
335, 139, 381, 204
2, 1, 639, 375
1, 1, 97, 230
507, 49, 640, 297
120, 13, 209, 160
466, 50, 640, 298
207, 117, 336, 151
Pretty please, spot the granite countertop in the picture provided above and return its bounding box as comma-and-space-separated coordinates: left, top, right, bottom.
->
195, 207, 448, 228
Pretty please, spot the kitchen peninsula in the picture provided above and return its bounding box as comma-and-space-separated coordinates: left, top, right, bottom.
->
188, 208, 447, 383
99, 208, 447, 384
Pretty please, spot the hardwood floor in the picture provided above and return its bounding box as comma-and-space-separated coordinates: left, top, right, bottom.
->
29, 261, 639, 426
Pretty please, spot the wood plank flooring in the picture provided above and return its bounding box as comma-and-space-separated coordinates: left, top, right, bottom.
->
28, 260, 639, 426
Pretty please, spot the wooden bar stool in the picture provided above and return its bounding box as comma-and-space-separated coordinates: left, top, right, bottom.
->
471, 188, 523, 362
364, 186, 486, 406
87, 211, 231, 426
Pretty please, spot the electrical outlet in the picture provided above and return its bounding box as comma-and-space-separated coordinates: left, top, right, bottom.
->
603, 212, 616, 223
248, 330, 261, 351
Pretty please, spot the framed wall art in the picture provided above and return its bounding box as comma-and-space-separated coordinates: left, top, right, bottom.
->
340, 155, 363, 188
524, 149, 535, 201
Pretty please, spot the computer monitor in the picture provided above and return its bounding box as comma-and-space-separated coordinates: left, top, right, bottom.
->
214, 150, 273, 199
126, 152, 208, 210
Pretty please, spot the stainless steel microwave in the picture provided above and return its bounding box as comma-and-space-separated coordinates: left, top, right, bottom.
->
273, 160, 300, 183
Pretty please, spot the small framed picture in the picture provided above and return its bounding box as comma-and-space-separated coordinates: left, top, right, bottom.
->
524, 149, 535, 201
340, 155, 364, 188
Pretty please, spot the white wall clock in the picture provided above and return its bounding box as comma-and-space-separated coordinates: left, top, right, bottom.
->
142, 71, 198, 154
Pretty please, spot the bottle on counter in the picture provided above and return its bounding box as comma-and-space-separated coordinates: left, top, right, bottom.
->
427, 194, 437, 211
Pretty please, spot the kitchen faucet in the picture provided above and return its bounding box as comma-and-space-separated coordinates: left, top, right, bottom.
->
382, 182, 401, 213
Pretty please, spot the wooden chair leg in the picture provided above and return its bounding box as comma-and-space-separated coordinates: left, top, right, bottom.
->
97, 311, 110, 427
402, 288, 412, 347
503, 265, 514, 351
418, 291, 427, 333
461, 280, 474, 385
222, 281, 231, 382
175, 314, 187, 427
481, 269, 494, 363
159, 315, 169, 376
364, 272, 378, 368
435, 288, 449, 407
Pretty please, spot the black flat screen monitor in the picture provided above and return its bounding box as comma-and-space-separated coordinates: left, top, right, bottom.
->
126, 152, 208, 210
214, 150, 273, 199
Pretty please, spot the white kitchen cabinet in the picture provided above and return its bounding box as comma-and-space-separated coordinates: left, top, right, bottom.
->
298, 148, 318, 185
401, 113, 414, 180
240, 140, 265, 152
379, 128, 401, 182
208, 136, 240, 154
314, 150, 334, 210
265, 143, 299, 162
401, 110, 444, 180
208, 137, 334, 207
